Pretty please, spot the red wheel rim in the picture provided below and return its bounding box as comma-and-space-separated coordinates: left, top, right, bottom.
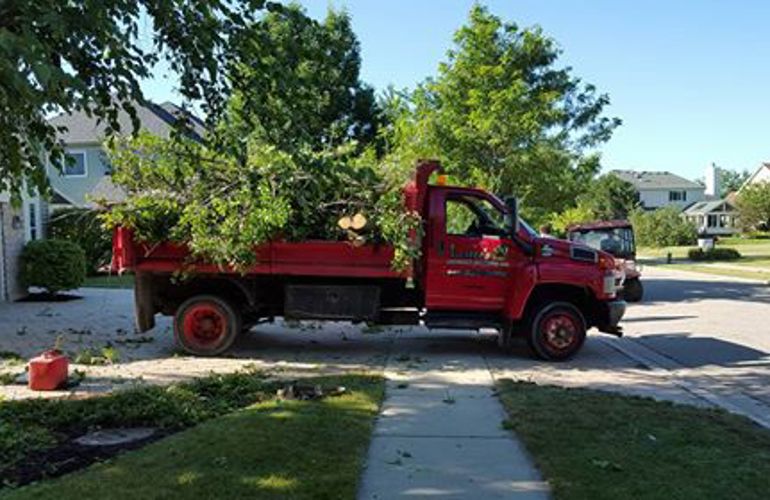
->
541, 313, 579, 352
182, 303, 229, 350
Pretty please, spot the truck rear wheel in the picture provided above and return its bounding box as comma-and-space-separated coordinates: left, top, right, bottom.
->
174, 295, 241, 356
622, 278, 644, 302
527, 302, 586, 361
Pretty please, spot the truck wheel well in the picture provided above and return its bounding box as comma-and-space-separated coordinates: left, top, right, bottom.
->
524, 284, 599, 328
156, 276, 257, 315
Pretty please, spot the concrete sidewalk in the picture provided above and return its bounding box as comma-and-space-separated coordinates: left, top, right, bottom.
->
358, 330, 549, 499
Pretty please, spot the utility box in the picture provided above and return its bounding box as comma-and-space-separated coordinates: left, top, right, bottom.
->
697, 234, 715, 251
28, 351, 69, 391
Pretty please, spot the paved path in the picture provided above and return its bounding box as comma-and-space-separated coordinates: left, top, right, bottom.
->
359, 330, 549, 499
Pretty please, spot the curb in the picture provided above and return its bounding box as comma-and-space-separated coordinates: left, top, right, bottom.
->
599, 337, 770, 429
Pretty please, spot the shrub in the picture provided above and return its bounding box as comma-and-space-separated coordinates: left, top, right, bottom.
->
687, 247, 742, 261
47, 207, 112, 275
19, 239, 86, 294
629, 207, 697, 247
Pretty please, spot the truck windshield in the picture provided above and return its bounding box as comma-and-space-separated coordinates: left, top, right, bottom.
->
569, 227, 635, 258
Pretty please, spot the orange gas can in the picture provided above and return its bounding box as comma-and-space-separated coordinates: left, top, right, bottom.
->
28, 350, 69, 391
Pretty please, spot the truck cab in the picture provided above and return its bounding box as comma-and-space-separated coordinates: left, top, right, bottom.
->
113, 160, 626, 360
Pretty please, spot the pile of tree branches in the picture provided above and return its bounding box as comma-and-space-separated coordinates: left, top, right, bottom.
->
102, 134, 420, 271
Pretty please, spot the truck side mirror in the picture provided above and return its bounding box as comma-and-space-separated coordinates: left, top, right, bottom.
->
505, 196, 519, 237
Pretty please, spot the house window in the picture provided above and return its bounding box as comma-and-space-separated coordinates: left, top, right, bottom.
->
28, 202, 37, 240
668, 190, 687, 202
63, 151, 87, 177
707, 214, 717, 227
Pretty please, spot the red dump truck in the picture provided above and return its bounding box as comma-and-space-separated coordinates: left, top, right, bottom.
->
113, 160, 625, 360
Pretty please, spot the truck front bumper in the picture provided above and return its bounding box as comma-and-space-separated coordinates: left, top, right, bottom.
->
597, 299, 626, 337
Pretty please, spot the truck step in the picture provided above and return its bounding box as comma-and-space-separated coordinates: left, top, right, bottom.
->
424, 311, 500, 331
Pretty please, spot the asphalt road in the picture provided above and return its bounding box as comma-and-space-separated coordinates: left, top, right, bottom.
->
621, 266, 770, 409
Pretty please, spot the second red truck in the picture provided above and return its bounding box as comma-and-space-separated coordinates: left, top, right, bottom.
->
113, 160, 626, 360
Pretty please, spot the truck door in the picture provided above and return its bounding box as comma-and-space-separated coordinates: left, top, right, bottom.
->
425, 190, 513, 311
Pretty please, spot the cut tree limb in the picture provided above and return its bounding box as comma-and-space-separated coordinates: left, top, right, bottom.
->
338, 216, 352, 230
351, 213, 367, 231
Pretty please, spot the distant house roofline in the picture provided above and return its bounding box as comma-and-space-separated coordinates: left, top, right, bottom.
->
610, 169, 704, 190
47, 98, 206, 145
739, 162, 770, 191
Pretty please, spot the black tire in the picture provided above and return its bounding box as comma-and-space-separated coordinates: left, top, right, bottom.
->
174, 295, 241, 356
527, 302, 586, 361
623, 278, 644, 302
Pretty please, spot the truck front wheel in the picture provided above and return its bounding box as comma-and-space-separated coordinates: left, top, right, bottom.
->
527, 302, 586, 361
174, 295, 241, 356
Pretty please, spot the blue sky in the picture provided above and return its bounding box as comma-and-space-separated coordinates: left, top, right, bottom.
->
144, 0, 770, 181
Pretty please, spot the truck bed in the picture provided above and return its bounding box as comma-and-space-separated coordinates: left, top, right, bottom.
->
112, 227, 404, 279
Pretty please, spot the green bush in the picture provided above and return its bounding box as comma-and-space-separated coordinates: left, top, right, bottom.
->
629, 207, 697, 247
19, 239, 86, 294
687, 247, 742, 261
47, 207, 112, 275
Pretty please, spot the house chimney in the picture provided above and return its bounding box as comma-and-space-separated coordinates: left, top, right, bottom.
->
705, 162, 720, 198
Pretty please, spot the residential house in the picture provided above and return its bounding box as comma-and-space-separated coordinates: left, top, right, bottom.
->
682, 199, 738, 236
0, 100, 202, 302
611, 170, 705, 211
46, 100, 205, 208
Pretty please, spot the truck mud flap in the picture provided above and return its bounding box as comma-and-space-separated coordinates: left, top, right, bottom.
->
134, 272, 156, 333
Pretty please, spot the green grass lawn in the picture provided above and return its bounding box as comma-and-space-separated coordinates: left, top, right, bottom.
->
497, 380, 770, 500
638, 239, 770, 280
82, 274, 135, 289
661, 263, 770, 281
1, 371, 384, 498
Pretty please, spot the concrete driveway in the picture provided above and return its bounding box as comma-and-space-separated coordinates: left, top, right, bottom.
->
1, 267, 768, 428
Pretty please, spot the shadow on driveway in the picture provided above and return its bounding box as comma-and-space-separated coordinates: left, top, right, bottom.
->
642, 277, 770, 305
635, 332, 769, 369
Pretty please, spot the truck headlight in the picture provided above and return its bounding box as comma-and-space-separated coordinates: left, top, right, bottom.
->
603, 270, 625, 296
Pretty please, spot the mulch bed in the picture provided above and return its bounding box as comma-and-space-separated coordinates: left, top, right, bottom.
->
1, 429, 171, 489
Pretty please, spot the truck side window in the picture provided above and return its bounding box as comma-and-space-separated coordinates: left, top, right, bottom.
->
445, 195, 505, 237
446, 199, 477, 235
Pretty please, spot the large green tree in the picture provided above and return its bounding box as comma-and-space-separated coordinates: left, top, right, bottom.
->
735, 182, 770, 231
719, 168, 751, 197
383, 5, 620, 221
0, 0, 271, 202
223, 4, 381, 157
578, 174, 639, 220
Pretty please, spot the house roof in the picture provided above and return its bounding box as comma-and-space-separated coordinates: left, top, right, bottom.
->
50, 189, 74, 205
48, 100, 206, 144
683, 199, 735, 215
740, 162, 770, 190
611, 170, 704, 190
86, 177, 126, 208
